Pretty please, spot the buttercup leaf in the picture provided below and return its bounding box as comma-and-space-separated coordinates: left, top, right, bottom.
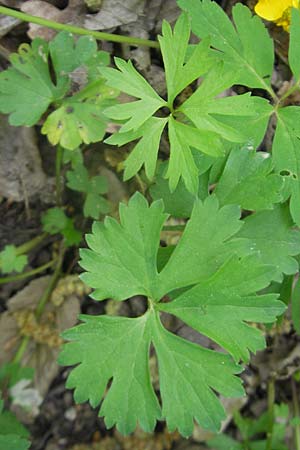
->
0, 246, 27, 274
0, 39, 67, 126
60, 193, 284, 436
178, 0, 274, 90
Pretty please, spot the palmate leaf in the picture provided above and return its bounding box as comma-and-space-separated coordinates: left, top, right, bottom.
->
0, 31, 115, 149
178, 0, 274, 91
0, 31, 99, 126
103, 12, 267, 193
60, 193, 285, 437
0, 39, 67, 126
215, 145, 283, 210
0, 246, 27, 274
102, 14, 227, 192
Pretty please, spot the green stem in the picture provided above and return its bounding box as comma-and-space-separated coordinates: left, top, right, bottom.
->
0, 6, 160, 49
265, 377, 275, 450
55, 145, 63, 206
162, 225, 185, 232
13, 336, 30, 365
35, 246, 64, 319
292, 379, 300, 450
0, 260, 55, 285
15, 233, 47, 256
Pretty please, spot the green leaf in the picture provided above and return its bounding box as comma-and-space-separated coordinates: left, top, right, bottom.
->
0, 246, 27, 274
158, 255, 284, 362
157, 196, 246, 294
0, 411, 29, 438
0, 393, 30, 450
59, 314, 161, 434
102, 57, 166, 132
273, 107, 300, 226
178, 0, 274, 91
236, 205, 300, 282
179, 75, 269, 144
42, 100, 106, 150
150, 312, 243, 436
167, 116, 224, 193
292, 277, 300, 334
208, 434, 242, 450
0, 435, 30, 450
158, 14, 214, 104
42, 208, 81, 246
215, 145, 283, 210
289, 8, 300, 81
103, 12, 267, 193
101, 14, 226, 193
290, 416, 300, 426
0, 364, 34, 389
149, 162, 207, 218
0, 31, 114, 149
0, 39, 66, 126
80, 194, 168, 301
42, 80, 117, 150
60, 193, 284, 436
211, 98, 272, 149
49, 31, 98, 78
66, 163, 109, 219
106, 117, 168, 181
63, 148, 83, 167
86, 51, 111, 82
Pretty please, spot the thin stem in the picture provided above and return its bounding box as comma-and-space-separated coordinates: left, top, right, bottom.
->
55, 145, 63, 206
35, 246, 65, 319
292, 379, 300, 450
15, 233, 47, 256
162, 225, 185, 231
13, 336, 30, 365
265, 377, 275, 450
0, 6, 160, 49
0, 260, 55, 285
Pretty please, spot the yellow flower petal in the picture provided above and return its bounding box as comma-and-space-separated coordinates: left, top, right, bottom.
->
255, 0, 297, 21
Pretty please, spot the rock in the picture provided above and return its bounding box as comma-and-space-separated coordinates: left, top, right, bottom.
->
0, 115, 53, 202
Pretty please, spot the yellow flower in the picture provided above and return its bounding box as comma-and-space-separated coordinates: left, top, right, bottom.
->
255, 0, 299, 31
